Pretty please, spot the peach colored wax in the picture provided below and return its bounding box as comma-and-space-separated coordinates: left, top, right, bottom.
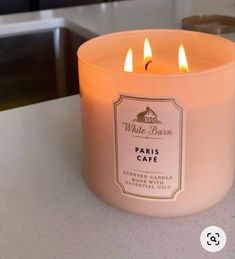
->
77, 30, 235, 217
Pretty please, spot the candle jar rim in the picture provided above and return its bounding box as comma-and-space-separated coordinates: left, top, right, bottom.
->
77, 29, 235, 78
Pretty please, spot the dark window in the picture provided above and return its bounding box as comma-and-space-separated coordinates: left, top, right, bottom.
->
0, 0, 30, 15
39, 0, 103, 10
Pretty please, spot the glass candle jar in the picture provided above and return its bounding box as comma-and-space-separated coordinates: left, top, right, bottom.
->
77, 30, 235, 217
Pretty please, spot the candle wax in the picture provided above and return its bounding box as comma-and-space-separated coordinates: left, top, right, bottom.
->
97, 53, 217, 74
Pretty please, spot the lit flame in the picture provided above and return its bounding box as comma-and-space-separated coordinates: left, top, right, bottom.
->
144, 38, 153, 63
178, 44, 189, 72
124, 48, 133, 72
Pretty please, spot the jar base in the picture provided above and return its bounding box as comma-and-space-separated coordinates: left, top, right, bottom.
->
84, 174, 233, 218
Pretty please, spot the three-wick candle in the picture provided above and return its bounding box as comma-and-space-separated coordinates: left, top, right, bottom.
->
77, 30, 235, 217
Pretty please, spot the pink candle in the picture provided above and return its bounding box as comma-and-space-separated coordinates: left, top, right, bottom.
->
78, 30, 235, 217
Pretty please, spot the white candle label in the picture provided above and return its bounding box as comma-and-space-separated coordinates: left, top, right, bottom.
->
113, 95, 185, 200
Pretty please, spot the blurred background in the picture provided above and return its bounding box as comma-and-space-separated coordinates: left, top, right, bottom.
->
0, 0, 126, 15
0, 0, 234, 111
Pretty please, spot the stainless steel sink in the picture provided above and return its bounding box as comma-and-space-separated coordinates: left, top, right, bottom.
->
0, 21, 96, 111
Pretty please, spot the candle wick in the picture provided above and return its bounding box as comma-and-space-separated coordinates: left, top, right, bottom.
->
145, 60, 153, 71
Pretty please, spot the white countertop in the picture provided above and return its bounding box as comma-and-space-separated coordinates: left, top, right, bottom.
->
0, 0, 235, 40
0, 95, 234, 259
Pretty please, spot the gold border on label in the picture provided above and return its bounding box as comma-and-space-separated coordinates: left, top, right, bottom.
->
113, 94, 184, 200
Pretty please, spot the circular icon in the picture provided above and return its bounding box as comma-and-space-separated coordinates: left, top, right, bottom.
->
200, 226, 227, 253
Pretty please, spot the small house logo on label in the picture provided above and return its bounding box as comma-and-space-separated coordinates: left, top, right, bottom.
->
134, 106, 162, 124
